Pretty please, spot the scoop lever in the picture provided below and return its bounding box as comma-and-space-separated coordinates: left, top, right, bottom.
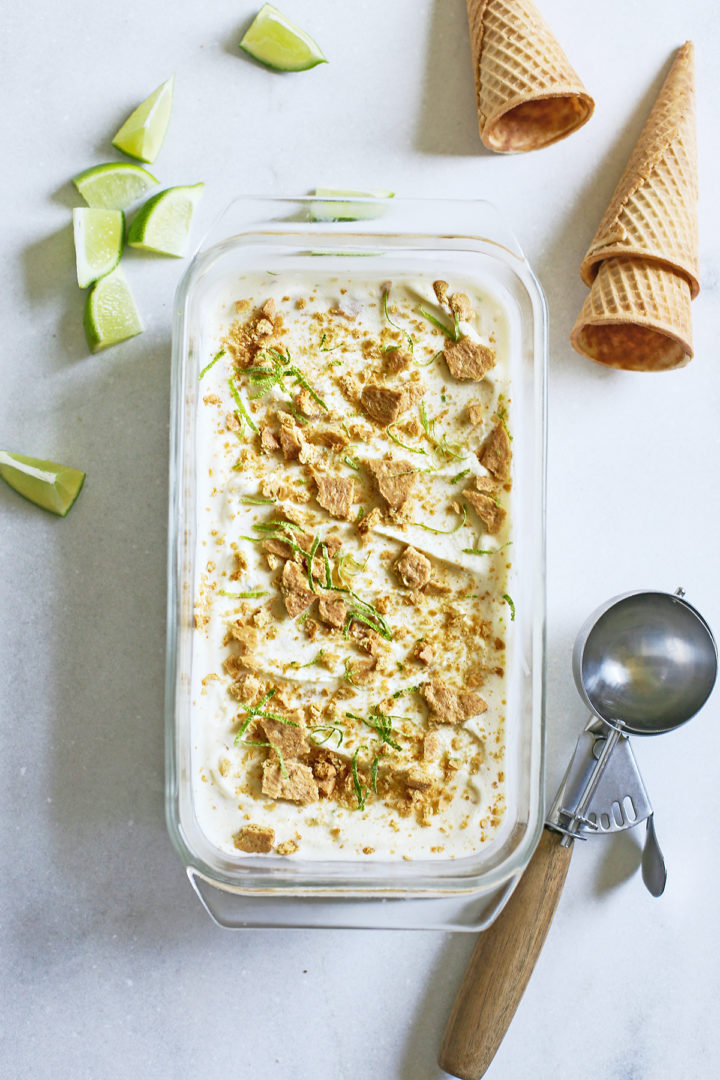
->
547, 721, 665, 895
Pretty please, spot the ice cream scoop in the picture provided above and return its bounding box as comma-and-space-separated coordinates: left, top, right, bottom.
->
439, 587, 717, 1080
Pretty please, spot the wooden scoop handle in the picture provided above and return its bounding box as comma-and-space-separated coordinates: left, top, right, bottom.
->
438, 828, 573, 1080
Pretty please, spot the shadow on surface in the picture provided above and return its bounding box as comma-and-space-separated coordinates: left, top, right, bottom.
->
544, 618, 584, 794
51, 179, 81, 210
4, 331, 217, 963
415, 0, 488, 157
399, 931, 477, 1080
223, 16, 262, 62
22, 223, 90, 366
23, 223, 74, 304
592, 829, 643, 896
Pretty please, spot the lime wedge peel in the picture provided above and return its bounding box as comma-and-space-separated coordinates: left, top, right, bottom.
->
127, 183, 204, 257
72, 163, 159, 210
240, 4, 327, 72
83, 266, 143, 353
310, 188, 395, 222
314, 188, 396, 199
112, 76, 174, 164
73, 208, 125, 288
0, 451, 86, 517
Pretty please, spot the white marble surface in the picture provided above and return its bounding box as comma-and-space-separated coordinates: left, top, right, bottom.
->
2, 2, 719, 1077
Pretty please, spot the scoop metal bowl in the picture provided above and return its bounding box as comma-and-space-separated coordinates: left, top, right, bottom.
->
572, 589, 718, 735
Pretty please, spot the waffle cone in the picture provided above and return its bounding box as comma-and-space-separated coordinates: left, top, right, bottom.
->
466, 0, 594, 153
581, 42, 699, 297
570, 257, 693, 372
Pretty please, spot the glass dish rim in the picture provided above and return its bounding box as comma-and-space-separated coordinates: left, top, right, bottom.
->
165, 193, 548, 899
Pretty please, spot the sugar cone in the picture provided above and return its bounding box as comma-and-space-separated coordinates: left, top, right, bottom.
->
570, 257, 693, 372
581, 42, 699, 297
466, 0, 594, 153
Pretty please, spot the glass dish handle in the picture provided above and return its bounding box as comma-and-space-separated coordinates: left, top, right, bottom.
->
194, 195, 527, 261
188, 868, 521, 932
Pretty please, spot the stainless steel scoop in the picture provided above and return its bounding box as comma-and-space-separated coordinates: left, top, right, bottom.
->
552, 588, 717, 897
546, 589, 717, 896
573, 588, 717, 735
439, 587, 717, 1080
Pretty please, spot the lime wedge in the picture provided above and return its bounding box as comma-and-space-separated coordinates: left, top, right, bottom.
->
240, 4, 327, 72
314, 188, 395, 199
127, 183, 204, 257
73, 208, 125, 288
83, 266, 143, 352
311, 188, 395, 222
112, 76, 174, 163
72, 162, 159, 210
0, 451, 85, 517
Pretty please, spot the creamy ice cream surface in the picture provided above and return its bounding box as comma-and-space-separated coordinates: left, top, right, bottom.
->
190, 273, 515, 860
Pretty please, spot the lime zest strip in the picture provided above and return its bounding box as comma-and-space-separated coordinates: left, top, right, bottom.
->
229, 378, 258, 433
383, 286, 414, 353
199, 348, 225, 380
218, 589, 269, 599
418, 305, 460, 341
412, 504, 467, 535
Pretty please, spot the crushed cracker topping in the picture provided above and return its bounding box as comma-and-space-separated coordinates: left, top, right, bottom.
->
191, 279, 513, 859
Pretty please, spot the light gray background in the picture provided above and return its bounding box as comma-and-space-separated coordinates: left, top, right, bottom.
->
2, 2, 719, 1078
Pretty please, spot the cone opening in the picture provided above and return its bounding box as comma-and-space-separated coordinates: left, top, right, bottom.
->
484, 93, 593, 153
573, 322, 691, 372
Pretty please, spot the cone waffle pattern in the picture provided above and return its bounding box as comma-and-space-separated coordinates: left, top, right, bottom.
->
581, 42, 698, 296
466, 0, 594, 152
571, 257, 693, 372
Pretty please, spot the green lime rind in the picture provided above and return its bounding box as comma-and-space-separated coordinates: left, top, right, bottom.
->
72, 162, 160, 210
310, 188, 395, 222
112, 76, 174, 164
83, 266, 143, 353
127, 183, 204, 257
239, 4, 327, 72
0, 451, 86, 517
314, 187, 395, 199
73, 208, 125, 288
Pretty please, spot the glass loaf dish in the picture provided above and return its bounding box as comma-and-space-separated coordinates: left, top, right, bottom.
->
165, 196, 547, 929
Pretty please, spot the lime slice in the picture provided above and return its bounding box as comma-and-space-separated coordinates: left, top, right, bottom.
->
73, 208, 125, 288
314, 187, 395, 199
127, 183, 204, 257
83, 266, 143, 352
0, 451, 85, 517
72, 162, 159, 210
311, 188, 395, 222
112, 76, 174, 163
240, 4, 327, 72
